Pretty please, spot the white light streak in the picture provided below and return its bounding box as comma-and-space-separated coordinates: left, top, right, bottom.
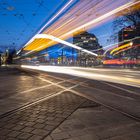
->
21, 65, 140, 87
25, 34, 98, 56
60, 1, 139, 38
24, 0, 74, 47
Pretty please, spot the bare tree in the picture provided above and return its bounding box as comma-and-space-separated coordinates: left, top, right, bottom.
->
113, 9, 140, 31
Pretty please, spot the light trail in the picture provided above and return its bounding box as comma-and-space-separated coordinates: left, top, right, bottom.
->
59, 1, 138, 39
24, 34, 98, 56
103, 36, 140, 55
110, 42, 132, 54
113, 44, 140, 56
21, 65, 140, 88
19, 0, 75, 51
23, 0, 140, 53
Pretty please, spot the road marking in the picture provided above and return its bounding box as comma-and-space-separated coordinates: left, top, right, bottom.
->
35, 75, 89, 91
102, 81, 140, 96
12, 76, 78, 97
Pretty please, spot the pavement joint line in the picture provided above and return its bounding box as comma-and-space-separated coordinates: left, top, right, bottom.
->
12, 75, 79, 97
0, 68, 87, 118
41, 95, 88, 140
67, 88, 140, 122
73, 80, 136, 101
2, 67, 139, 121
35, 75, 89, 93
14, 69, 138, 110
0, 78, 87, 119
102, 81, 140, 96
22, 71, 140, 121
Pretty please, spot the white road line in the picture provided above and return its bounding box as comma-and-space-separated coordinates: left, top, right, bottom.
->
102, 81, 140, 96
12, 76, 78, 97
35, 75, 88, 91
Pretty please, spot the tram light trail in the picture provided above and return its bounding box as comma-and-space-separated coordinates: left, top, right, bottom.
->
24, 0, 75, 47
24, 34, 98, 56
23, 0, 140, 54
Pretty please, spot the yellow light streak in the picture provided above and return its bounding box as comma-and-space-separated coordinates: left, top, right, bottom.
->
23, 0, 140, 54
25, 34, 98, 56
113, 44, 140, 56
110, 42, 132, 55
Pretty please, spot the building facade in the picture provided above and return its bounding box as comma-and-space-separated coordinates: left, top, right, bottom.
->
118, 25, 140, 60
73, 31, 102, 66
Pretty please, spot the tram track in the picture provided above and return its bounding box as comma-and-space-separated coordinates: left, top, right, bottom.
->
0, 71, 88, 119
33, 70, 140, 122
0, 67, 139, 124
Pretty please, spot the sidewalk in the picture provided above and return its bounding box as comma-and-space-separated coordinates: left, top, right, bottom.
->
0, 91, 139, 140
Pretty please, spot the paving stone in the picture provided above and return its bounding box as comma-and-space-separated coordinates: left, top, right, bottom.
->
44, 125, 56, 131
21, 126, 34, 132
35, 118, 46, 123
31, 129, 50, 136
0, 136, 7, 140
43, 135, 53, 140
0, 122, 5, 127
34, 123, 45, 129
51, 128, 62, 134
54, 117, 64, 122
0, 92, 88, 139
37, 115, 46, 119
17, 132, 33, 139
29, 135, 44, 140
0, 128, 11, 136
8, 130, 21, 137
67, 137, 80, 140
12, 125, 25, 131
68, 130, 87, 137
6, 137, 18, 140
78, 134, 99, 140
17, 121, 27, 126
51, 132, 70, 140
4, 123, 16, 129
46, 117, 55, 121
24, 122, 36, 126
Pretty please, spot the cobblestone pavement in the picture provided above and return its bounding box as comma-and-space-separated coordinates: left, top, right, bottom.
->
0, 91, 139, 140
0, 67, 81, 115
0, 92, 86, 140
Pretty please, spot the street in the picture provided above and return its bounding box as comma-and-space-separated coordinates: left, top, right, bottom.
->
0, 66, 139, 140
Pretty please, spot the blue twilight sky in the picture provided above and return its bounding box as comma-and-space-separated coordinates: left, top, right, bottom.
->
0, 0, 115, 53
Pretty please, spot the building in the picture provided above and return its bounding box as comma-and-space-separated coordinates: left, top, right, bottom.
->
73, 31, 102, 66
118, 25, 140, 60
118, 26, 135, 42
73, 31, 101, 51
